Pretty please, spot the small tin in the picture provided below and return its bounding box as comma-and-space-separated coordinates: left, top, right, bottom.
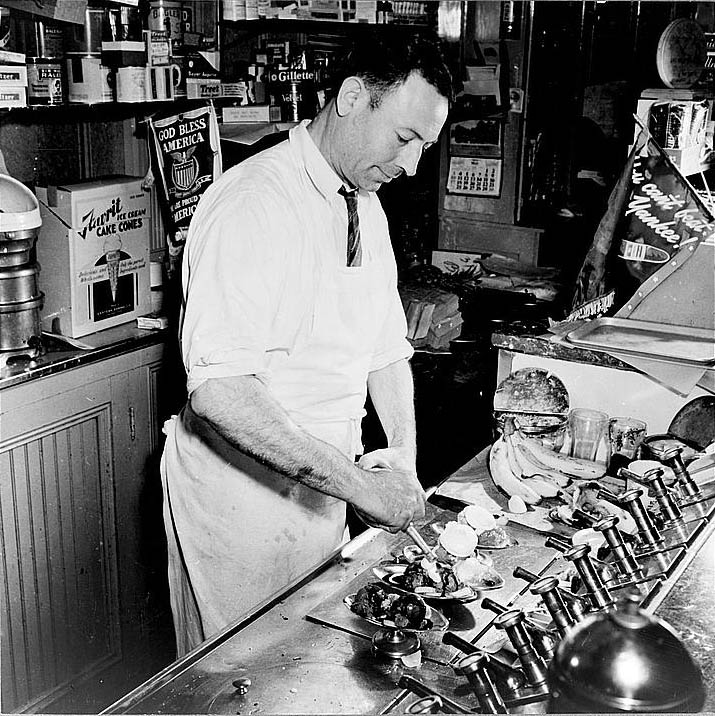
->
26, 57, 65, 105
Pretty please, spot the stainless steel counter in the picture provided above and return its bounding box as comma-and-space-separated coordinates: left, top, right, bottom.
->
0, 324, 167, 390
104, 451, 715, 715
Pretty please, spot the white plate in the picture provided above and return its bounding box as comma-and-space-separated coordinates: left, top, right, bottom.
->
656, 19, 707, 89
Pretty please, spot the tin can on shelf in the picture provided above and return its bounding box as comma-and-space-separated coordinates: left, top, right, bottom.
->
25, 18, 65, 59
66, 53, 112, 104
267, 65, 318, 122
66, 6, 104, 54
148, 0, 184, 52
20, 16, 66, 106
27, 57, 65, 105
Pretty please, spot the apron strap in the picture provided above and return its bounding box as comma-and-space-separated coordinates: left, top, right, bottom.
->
161, 417, 207, 655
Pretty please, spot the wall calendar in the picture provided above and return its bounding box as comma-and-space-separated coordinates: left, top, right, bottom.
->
447, 156, 502, 197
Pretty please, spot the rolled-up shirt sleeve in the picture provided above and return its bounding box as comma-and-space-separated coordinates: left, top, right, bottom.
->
181, 183, 286, 395
369, 257, 414, 373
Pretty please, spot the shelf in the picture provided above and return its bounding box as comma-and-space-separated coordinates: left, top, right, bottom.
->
0, 96, 245, 122
220, 17, 432, 33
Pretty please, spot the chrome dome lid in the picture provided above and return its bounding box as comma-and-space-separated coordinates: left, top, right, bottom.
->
548, 595, 706, 712
0, 174, 41, 234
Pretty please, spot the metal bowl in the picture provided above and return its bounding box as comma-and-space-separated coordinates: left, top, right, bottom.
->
548, 596, 705, 712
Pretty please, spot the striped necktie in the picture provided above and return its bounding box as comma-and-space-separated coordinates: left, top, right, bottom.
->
338, 186, 362, 267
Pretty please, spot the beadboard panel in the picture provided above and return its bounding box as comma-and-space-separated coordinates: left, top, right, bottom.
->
0, 392, 120, 713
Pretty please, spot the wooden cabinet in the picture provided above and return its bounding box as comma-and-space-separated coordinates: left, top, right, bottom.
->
0, 344, 174, 714
436, 2, 546, 265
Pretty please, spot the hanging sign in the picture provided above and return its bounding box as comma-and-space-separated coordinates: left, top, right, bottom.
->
147, 103, 222, 264
569, 127, 714, 325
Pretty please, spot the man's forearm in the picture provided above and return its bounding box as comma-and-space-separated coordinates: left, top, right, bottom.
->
190, 374, 363, 501
367, 359, 416, 462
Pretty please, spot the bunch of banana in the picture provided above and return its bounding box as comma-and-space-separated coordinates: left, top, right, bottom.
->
488, 418, 606, 504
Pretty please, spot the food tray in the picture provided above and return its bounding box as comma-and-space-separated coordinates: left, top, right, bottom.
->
343, 593, 449, 632
565, 318, 715, 366
372, 563, 487, 602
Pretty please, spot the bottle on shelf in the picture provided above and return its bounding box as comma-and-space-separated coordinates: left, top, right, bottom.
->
377, 1, 393, 25
500, 0, 521, 40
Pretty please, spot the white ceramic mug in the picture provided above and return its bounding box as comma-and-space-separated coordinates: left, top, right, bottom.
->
116, 66, 146, 102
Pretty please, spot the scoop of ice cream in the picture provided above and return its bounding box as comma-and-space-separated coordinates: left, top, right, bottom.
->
453, 556, 488, 588
457, 505, 497, 534
420, 557, 441, 584
478, 526, 510, 548
438, 521, 478, 559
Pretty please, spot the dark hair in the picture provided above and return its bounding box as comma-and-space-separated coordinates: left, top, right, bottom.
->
334, 34, 454, 108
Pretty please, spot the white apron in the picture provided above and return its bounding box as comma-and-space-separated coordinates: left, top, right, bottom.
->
161, 234, 390, 655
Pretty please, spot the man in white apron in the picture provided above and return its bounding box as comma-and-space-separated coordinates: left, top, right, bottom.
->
161, 35, 452, 656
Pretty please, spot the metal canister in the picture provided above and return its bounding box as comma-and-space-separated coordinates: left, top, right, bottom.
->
27, 57, 65, 105
26, 18, 64, 58
267, 65, 317, 122
148, 0, 184, 52
24, 18, 66, 106
66, 6, 104, 54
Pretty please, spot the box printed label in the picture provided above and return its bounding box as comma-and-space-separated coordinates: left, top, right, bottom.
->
74, 193, 148, 311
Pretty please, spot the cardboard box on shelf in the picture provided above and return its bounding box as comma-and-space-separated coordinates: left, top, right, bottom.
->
186, 76, 221, 99
0, 0, 87, 25
664, 143, 709, 175
355, 0, 377, 23
144, 30, 171, 67
222, 104, 281, 123
35, 177, 151, 338
0, 86, 26, 108
309, 0, 356, 21
0, 64, 27, 86
0, 49, 26, 65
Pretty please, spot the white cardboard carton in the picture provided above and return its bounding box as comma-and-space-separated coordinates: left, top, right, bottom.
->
36, 177, 151, 338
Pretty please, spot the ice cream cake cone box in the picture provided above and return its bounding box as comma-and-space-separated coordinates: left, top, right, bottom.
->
36, 177, 151, 338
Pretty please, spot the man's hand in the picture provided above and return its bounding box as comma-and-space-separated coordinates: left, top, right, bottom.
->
357, 446, 415, 473
351, 463, 426, 533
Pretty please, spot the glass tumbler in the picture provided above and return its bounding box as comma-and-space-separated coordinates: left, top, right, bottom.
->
609, 417, 647, 464
568, 408, 609, 461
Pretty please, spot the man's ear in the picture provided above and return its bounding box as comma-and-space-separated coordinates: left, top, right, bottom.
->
336, 76, 366, 117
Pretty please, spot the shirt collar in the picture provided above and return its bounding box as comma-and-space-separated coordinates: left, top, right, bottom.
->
289, 119, 346, 201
